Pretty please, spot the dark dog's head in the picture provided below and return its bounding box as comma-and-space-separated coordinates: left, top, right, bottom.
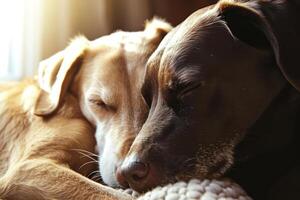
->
117, 0, 300, 192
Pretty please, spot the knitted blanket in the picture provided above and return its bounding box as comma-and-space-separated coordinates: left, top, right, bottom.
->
121, 179, 252, 200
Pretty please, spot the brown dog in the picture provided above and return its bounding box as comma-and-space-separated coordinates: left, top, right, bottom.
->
116, 0, 300, 199
0, 19, 171, 199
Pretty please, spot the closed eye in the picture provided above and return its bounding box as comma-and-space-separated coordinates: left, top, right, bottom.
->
178, 82, 202, 98
171, 65, 205, 99
166, 81, 202, 115
88, 97, 115, 111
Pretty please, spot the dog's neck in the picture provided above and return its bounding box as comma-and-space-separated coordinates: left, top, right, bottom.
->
227, 84, 300, 198
236, 84, 300, 160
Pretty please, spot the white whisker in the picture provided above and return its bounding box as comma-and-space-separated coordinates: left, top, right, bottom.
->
88, 170, 100, 178
77, 151, 98, 162
79, 160, 99, 170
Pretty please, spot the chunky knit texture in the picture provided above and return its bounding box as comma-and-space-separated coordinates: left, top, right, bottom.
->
122, 179, 252, 200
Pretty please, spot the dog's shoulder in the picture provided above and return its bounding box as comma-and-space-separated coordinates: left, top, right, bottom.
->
0, 80, 38, 136
0, 80, 95, 170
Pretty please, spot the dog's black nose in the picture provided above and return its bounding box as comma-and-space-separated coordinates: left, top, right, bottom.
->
117, 156, 160, 192
123, 161, 149, 181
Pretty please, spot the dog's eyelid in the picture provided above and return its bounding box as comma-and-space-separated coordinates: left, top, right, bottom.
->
87, 96, 116, 111
172, 80, 203, 99
88, 97, 102, 104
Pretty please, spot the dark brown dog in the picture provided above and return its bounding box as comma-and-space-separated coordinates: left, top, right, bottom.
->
117, 0, 300, 199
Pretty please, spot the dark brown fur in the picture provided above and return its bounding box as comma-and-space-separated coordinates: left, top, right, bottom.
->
123, 0, 300, 199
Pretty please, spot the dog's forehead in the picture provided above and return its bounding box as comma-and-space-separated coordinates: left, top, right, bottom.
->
91, 31, 149, 53
163, 8, 220, 68
145, 5, 221, 87
85, 30, 154, 103
90, 30, 156, 75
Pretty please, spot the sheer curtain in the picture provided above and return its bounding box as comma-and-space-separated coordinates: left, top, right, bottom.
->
0, 0, 114, 81
0, 0, 27, 81
0, 0, 215, 81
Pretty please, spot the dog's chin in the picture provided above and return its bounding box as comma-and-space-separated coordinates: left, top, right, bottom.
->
99, 161, 120, 188
163, 147, 235, 184
98, 150, 121, 188
173, 160, 232, 182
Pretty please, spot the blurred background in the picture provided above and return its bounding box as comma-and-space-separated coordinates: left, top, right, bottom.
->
0, 0, 216, 81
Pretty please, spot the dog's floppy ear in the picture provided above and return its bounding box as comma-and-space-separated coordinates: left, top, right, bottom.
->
218, 0, 300, 91
34, 36, 89, 116
144, 18, 173, 44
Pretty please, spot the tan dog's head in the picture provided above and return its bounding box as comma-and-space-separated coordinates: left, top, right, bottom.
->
34, 19, 172, 187
118, 0, 300, 192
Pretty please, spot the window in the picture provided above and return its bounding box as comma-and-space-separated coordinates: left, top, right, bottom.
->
0, 0, 24, 80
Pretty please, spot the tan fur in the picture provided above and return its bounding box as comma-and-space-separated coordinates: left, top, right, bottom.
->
0, 80, 131, 200
33, 18, 171, 187
0, 18, 172, 199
